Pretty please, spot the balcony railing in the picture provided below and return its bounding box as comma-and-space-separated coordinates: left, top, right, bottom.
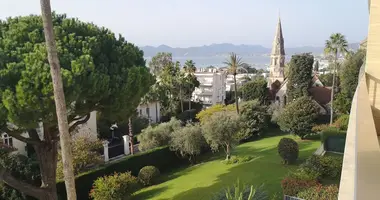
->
338, 68, 380, 199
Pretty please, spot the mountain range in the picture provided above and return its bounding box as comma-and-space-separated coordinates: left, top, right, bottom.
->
140, 43, 360, 57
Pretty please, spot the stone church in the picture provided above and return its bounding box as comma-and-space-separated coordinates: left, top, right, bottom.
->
267, 17, 332, 114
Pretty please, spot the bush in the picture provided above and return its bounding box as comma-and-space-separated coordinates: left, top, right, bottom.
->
239, 78, 268, 104
333, 114, 349, 130
89, 172, 139, 200
281, 177, 320, 196
297, 185, 339, 200
56, 146, 185, 199
57, 134, 103, 180
277, 96, 319, 138
300, 155, 343, 179
239, 100, 269, 140
212, 180, 268, 200
137, 117, 181, 151
321, 127, 346, 143
277, 138, 299, 164
223, 155, 255, 165
138, 166, 160, 186
169, 123, 207, 164
288, 167, 321, 181
311, 124, 330, 133
196, 104, 236, 124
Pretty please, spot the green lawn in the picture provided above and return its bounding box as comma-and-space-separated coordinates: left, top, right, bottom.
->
133, 135, 320, 200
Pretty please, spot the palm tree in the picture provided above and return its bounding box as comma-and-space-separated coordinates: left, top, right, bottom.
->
223, 53, 245, 114
324, 33, 348, 124
183, 60, 197, 110
128, 117, 134, 155
40, 0, 76, 199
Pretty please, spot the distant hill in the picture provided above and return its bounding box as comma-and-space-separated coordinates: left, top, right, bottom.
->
140, 43, 360, 57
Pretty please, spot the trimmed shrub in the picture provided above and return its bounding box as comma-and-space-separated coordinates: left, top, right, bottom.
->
300, 155, 343, 180
288, 167, 321, 181
277, 138, 299, 164
56, 146, 185, 200
297, 185, 339, 200
333, 114, 349, 130
277, 96, 319, 138
281, 177, 320, 196
89, 172, 139, 200
138, 166, 160, 186
321, 127, 346, 143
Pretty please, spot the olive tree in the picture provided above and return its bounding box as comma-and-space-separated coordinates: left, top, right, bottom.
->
169, 123, 207, 164
0, 14, 154, 199
201, 111, 242, 160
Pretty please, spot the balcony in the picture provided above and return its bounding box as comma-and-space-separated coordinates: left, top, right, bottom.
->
338, 0, 380, 199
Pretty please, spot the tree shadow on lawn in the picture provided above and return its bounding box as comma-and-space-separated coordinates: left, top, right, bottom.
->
132, 186, 170, 200
168, 141, 317, 200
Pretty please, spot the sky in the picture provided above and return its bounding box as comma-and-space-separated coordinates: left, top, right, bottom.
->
0, 0, 369, 48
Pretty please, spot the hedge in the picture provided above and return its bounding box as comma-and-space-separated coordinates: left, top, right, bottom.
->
57, 146, 185, 200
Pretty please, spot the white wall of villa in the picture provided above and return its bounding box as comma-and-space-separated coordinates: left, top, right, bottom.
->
137, 101, 161, 124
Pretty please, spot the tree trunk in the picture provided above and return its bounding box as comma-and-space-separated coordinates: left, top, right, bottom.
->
40, 0, 77, 199
180, 87, 184, 113
233, 75, 240, 114
330, 53, 337, 125
226, 144, 231, 160
34, 141, 59, 200
129, 117, 134, 155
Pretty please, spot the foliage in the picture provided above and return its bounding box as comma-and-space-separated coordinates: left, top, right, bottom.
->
277, 97, 319, 138
277, 138, 299, 164
0, 150, 40, 200
319, 73, 334, 86
239, 79, 268, 104
267, 103, 282, 125
0, 14, 154, 198
196, 104, 236, 124
287, 53, 314, 100
223, 156, 255, 165
297, 185, 339, 200
89, 172, 139, 200
287, 167, 321, 181
169, 123, 207, 164
148, 52, 173, 76
321, 127, 346, 143
137, 117, 181, 151
213, 180, 268, 200
56, 146, 185, 199
202, 111, 242, 160
333, 114, 349, 130
300, 155, 343, 180
340, 49, 365, 99
313, 60, 320, 72
311, 124, 330, 133
333, 92, 352, 115
56, 134, 103, 180
138, 166, 160, 186
239, 100, 269, 140
281, 177, 320, 196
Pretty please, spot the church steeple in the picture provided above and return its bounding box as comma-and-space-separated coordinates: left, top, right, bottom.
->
271, 17, 285, 56
268, 15, 286, 87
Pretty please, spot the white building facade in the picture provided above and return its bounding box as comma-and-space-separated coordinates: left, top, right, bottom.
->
193, 69, 226, 106
137, 101, 161, 124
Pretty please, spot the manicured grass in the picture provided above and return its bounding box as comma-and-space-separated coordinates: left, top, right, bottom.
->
133, 135, 320, 200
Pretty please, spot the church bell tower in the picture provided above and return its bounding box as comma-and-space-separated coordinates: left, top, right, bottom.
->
268, 16, 285, 87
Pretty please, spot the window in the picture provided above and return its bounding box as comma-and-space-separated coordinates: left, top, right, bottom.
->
146, 107, 150, 118
284, 96, 287, 106
2, 133, 13, 147
139, 109, 142, 115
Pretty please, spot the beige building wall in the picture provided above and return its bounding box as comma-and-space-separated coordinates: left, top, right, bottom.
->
365, 0, 380, 135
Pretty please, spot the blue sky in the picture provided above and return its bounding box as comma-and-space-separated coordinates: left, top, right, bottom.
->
0, 0, 369, 48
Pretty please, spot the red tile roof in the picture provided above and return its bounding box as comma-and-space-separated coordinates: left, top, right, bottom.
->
308, 87, 332, 105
